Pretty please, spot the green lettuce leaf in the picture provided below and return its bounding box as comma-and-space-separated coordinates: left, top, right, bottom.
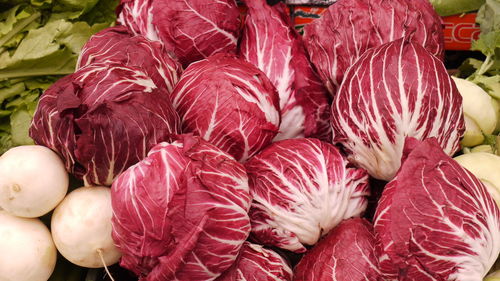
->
56, 0, 99, 14
10, 108, 35, 145
79, 0, 118, 26
474, 74, 500, 98
0, 19, 105, 79
0, 133, 12, 154
429, 0, 485, 16
477, 0, 500, 33
458, 0, 500, 99
0, 0, 117, 155
0, 76, 56, 153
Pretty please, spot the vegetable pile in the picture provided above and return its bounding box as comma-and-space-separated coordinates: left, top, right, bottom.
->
1, 0, 500, 280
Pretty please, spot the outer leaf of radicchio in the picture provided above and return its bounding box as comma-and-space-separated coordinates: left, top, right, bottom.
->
303, 0, 444, 96
111, 134, 251, 281
245, 138, 370, 253
216, 242, 293, 281
374, 138, 500, 280
331, 38, 464, 181
117, 0, 241, 67
29, 63, 180, 186
293, 218, 380, 281
77, 26, 182, 95
239, 0, 330, 141
171, 53, 280, 162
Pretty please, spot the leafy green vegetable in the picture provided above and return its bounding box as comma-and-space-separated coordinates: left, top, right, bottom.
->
458, 0, 500, 95
0, 76, 55, 154
475, 75, 500, 98
57, 0, 99, 14
429, 0, 485, 16
456, 0, 500, 152
80, 0, 119, 26
477, 0, 500, 33
0, 0, 117, 155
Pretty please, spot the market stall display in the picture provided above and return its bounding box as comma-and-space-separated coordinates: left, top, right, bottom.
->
0, 0, 499, 280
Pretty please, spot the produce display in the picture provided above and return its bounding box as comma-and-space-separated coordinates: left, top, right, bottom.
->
0, 0, 499, 280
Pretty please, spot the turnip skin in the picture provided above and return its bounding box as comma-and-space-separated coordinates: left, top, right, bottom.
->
454, 152, 500, 207
461, 115, 485, 147
0, 210, 57, 281
452, 77, 497, 142
51, 186, 121, 268
0, 145, 68, 218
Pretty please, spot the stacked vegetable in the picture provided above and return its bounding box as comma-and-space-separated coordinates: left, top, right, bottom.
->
0, 0, 499, 280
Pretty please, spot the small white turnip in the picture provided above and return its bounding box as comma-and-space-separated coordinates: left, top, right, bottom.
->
454, 152, 500, 207
0, 210, 57, 281
461, 115, 485, 147
452, 77, 497, 142
51, 186, 121, 268
0, 145, 68, 218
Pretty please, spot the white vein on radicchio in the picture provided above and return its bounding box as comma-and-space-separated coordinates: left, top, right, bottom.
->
111, 134, 251, 281
171, 53, 281, 162
374, 138, 500, 280
77, 26, 182, 95
216, 242, 293, 281
29, 63, 180, 186
303, 0, 444, 97
239, 0, 330, 141
245, 138, 370, 253
293, 218, 380, 281
331, 38, 464, 181
117, 0, 241, 68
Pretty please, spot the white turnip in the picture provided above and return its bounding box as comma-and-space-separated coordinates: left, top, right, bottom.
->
454, 152, 500, 206
0, 145, 68, 218
452, 77, 498, 147
51, 186, 121, 268
0, 211, 57, 281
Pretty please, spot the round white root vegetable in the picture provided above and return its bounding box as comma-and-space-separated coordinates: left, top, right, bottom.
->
492, 98, 500, 133
51, 186, 121, 268
0, 210, 57, 281
0, 145, 68, 218
470, 144, 494, 154
452, 77, 497, 138
461, 115, 485, 147
454, 152, 500, 207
